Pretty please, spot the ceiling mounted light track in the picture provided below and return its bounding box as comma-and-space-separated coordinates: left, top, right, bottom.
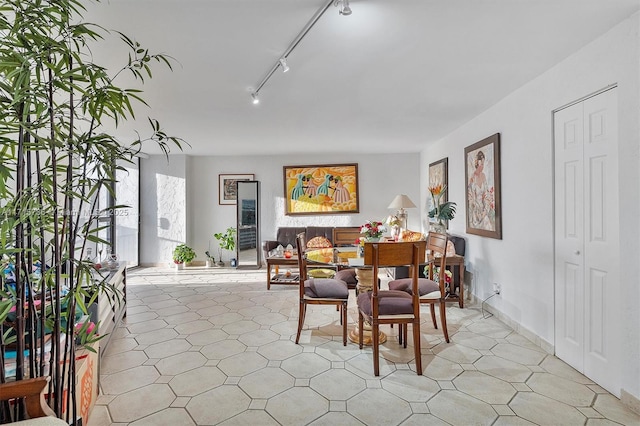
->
335, 0, 352, 16
279, 58, 290, 73
249, 0, 352, 104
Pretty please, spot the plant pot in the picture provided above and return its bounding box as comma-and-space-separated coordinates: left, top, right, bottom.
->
175, 262, 184, 270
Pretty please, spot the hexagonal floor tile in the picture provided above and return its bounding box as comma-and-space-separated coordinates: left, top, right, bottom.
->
187, 385, 251, 424
134, 327, 178, 346
238, 329, 280, 346
257, 340, 303, 361
432, 342, 482, 364
527, 372, 595, 406
509, 392, 586, 425
239, 367, 295, 398
421, 354, 464, 381
592, 394, 640, 425
101, 365, 159, 395
491, 343, 546, 366
201, 338, 247, 360
266, 387, 329, 425
129, 408, 195, 426
217, 351, 268, 377
169, 366, 226, 396
348, 388, 412, 425
109, 383, 175, 423
428, 389, 498, 425
281, 352, 332, 379
155, 351, 207, 375
453, 370, 516, 404
101, 350, 148, 375
144, 337, 191, 359
474, 355, 532, 383
310, 368, 366, 400
186, 328, 228, 346
382, 369, 440, 402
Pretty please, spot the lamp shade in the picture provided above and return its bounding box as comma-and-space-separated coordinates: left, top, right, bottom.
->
387, 194, 416, 210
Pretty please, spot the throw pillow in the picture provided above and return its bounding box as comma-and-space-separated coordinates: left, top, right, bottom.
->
399, 230, 425, 242
306, 236, 333, 248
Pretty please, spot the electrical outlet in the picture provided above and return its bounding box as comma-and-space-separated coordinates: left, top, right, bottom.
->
493, 282, 501, 294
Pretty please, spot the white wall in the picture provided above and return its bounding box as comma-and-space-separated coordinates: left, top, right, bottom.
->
140, 154, 188, 265
421, 13, 640, 400
141, 153, 420, 264
186, 153, 420, 262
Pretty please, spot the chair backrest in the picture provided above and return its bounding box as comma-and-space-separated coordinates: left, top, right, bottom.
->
364, 240, 427, 297
296, 233, 308, 283
426, 232, 448, 290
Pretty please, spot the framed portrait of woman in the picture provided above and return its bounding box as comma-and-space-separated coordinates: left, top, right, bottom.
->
464, 133, 502, 239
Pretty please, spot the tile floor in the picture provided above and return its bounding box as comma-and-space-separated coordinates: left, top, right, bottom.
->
87, 267, 640, 426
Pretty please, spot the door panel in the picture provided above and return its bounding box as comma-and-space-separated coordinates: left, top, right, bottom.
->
554, 88, 619, 396
555, 102, 585, 371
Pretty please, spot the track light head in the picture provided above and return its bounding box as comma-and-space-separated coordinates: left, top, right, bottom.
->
251, 92, 259, 105
279, 58, 290, 73
335, 0, 352, 15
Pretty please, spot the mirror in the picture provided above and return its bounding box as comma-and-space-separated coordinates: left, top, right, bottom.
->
236, 180, 260, 269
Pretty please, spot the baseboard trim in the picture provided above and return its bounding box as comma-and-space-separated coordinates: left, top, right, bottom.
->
621, 389, 640, 416
468, 294, 554, 354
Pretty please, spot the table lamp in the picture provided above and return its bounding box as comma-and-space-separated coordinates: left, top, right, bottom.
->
387, 194, 416, 231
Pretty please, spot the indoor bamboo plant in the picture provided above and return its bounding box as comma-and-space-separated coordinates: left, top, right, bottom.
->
0, 0, 184, 423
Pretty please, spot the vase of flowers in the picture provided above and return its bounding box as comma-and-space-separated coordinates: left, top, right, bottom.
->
360, 220, 386, 242
428, 184, 457, 233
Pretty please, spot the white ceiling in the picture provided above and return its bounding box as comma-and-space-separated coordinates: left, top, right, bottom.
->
85, 0, 640, 156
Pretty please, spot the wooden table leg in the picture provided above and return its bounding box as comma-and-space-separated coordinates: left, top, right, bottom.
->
458, 263, 464, 308
267, 263, 272, 290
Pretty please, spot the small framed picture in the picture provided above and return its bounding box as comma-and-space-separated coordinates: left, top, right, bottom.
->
219, 174, 254, 205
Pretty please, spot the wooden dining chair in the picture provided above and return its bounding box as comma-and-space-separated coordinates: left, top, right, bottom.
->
358, 240, 426, 376
388, 232, 450, 343
0, 376, 67, 424
295, 233, 350, 346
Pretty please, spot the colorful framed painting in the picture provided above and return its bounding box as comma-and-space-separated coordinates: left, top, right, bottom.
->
219, 174, 254, 205
283, 163, 359, 215
428, 157, 448, 226
464, 133, 502, 239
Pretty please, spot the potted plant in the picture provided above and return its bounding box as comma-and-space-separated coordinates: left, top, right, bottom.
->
173, 244, 196, 269
204, 250, 216, 268
214, 227, 236, 266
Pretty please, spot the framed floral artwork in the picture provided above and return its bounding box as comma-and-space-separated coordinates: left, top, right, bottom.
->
428, 157, 448, 226
283, 163, 359, 215
219, 174, 254, 205
464, 133, 502, 239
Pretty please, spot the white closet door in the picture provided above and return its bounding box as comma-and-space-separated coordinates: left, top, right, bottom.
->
554, 88, 620, 396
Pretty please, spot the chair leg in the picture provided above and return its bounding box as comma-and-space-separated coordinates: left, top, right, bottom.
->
413, 320, 422, 375
403, 324, 408, 349
358, 312, 364, 350
341, 301, 348, 346
430, 304, 438, 329
439, 300, 450, 343
295, 301, 306, 344
372, 319, 380, 376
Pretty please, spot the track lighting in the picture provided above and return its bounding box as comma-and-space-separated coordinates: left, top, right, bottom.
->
334, 0, 352, 15
249, 0, 352, 104
279, 58, 290, 73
